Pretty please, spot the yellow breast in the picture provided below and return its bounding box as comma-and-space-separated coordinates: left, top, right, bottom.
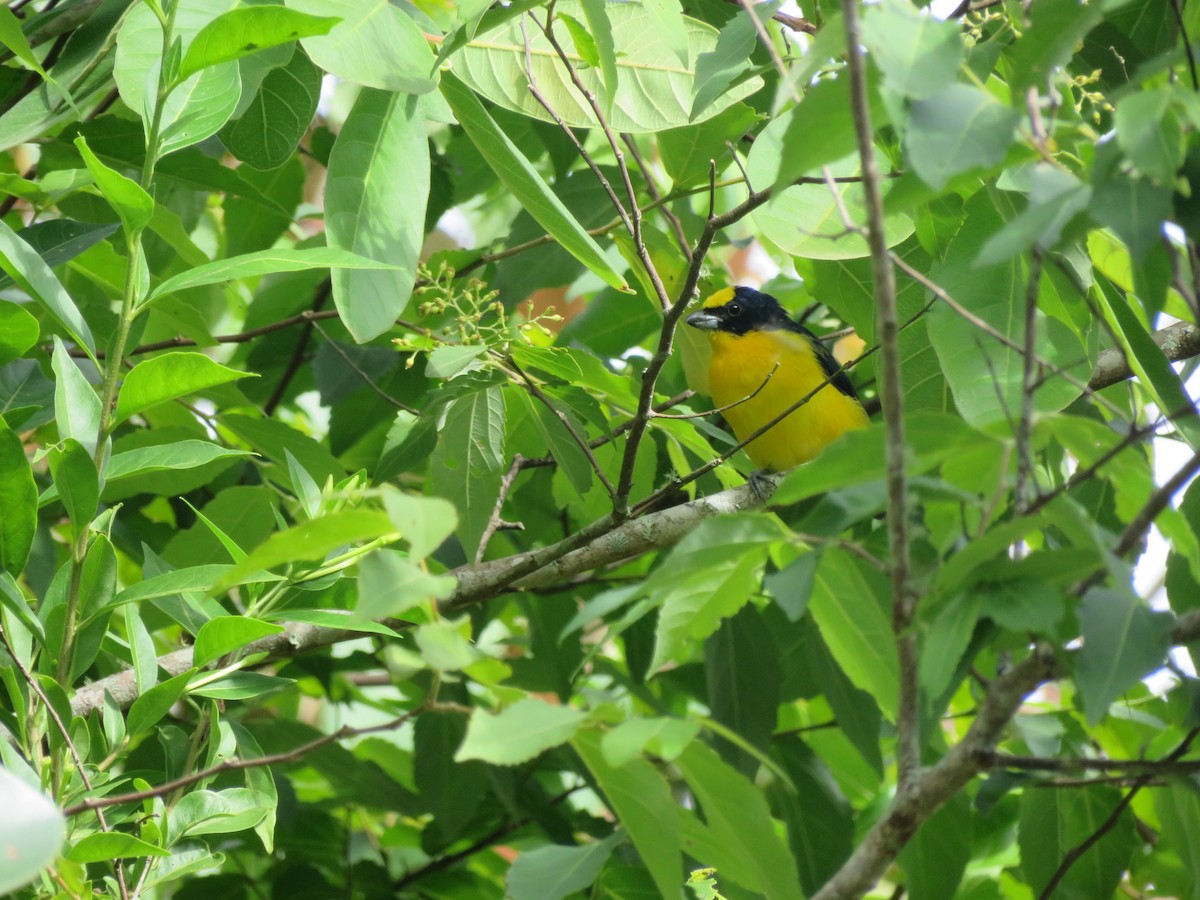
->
706, 328, 868, 471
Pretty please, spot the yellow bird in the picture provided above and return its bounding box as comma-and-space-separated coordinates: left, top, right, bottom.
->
685, 286, 869, 471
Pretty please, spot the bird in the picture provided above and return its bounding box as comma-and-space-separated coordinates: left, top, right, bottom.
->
685, 285, 869, 472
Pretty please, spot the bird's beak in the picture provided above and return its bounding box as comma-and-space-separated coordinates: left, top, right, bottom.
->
686, 311, 720, 331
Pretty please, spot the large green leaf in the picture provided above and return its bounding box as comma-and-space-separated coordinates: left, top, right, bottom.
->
807, 548, 899, 723
220, 47, 323, 170
573, 729, 683, 899
0, 421, 36, 578
285, 0, 436, 94
0, 220, 95, 354
326, 89, 428, 342
441, 74, 629, 293
1076, 587, 1172, 724
1019, 785, 1136, 899
115, 352, 251, 423
861, 0, 964, 99
454, 0, 764, 132
674, 741, 803, 900
904, 85, 1018, 190
146, 247, 401, 306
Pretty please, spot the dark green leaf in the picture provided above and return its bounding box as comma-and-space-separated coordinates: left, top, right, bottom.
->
0, 220, 95, 354
47, 439, 98, 535
1076, 587, 1172, 724
0, 421, 36, 578
507, 831, 625, 900
430, 385, 506, 558
220, 47, 323, 170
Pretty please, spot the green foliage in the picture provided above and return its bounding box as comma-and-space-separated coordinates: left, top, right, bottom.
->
1, 0, 1199, 897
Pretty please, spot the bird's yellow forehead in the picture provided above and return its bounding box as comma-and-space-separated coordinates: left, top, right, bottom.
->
702, 287, 735, 309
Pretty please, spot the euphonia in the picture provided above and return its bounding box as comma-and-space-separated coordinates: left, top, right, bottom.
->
685, 286, 869, 471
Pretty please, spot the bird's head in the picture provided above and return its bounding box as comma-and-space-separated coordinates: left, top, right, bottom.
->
685, 286, 793, 337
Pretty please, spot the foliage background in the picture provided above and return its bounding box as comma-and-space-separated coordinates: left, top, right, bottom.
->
2, 0, 1200, 897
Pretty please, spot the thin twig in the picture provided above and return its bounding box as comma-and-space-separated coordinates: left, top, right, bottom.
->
311, 321, 419, 414
1035, 729, 1200, 900
62, 707, 425, 816
475, 455, 526, 564
263, 278, 331, 416
650, 363, 780, 419
842, 0, 916, 789
623, 133, 692, 261
1169, 0, 1199, 92
392, 784, 584, 889
504, 355, 617, 498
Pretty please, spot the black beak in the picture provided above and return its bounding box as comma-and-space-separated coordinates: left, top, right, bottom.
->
686, 311, 721, 331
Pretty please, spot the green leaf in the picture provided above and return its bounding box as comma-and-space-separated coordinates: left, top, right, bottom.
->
73, 136, 155, 236
0, 220, 96, 354
601, 717, 700, 767
415, 618, 482, 671
456, 1, 763, 132
285, 0, 436, 94
706, 606, 779, 774
0, 768, 64, 894
642, 0, 690, 67
188, 672, 294, 700
167, 788, 273, 839
425, 345, 487, 379
68, 832, 171, 862
0, 422, 36, 579
381, 489, 458, 561
178, 6, 338, 81
263, 608, 402, 638
690, 7, 757, 119
975, 164, 1092, 266
659, 103, 759, 190
507, 831, 626, 900
217, 509, 397, 588
808, 548, 899, 723
579, 0, 618, 114
126, 669, 195, 738
750, 154, 914, 260
192, 616, 286, 668
455, 698, 588, 765
674, 741, 804, 900
441, 75, 629, 293
0, 303, 38, 366
1115, 88, 1184, 182
220, 46, 323, 170
112, 0, 239, 123
861, 0, 964, 99
899, 793, 972, 900
1008, 0, 1124, 94
100, 565, 272, 617
927, 193, 1088, 428
106, 442, 251, 481
115, 352, 250, 423
157, 61, 242, 157
1019, 785, 1136, 899
747, 71, 886, 193
904, 85, 1019, 190
1091, 276, 1200, 449
414, 711, 490, 846
51, 337, 102, 459
772, 737, 855, 895
356, 549, 455, 622
573, 729, 683, 899
326, 89, 429, 342
430, 385, 507, 558
146, 247, 402, 306
48, 439, 98, 535
1076, 587, 1172, 724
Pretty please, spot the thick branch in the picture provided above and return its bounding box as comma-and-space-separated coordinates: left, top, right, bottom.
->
70, 480, 770, 718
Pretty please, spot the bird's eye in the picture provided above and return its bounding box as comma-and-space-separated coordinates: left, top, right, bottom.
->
727, 302, 742, 316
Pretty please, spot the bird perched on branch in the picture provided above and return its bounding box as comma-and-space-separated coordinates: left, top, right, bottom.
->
685, 285, 869, 472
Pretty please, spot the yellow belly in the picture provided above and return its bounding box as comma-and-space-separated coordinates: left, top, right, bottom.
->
707, 329, 869, 471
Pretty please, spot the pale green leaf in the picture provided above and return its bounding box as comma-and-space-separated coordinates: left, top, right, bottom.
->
456, 698, 587, 764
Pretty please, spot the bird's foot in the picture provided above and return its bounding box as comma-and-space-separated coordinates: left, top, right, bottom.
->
747, 470, 779, 503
